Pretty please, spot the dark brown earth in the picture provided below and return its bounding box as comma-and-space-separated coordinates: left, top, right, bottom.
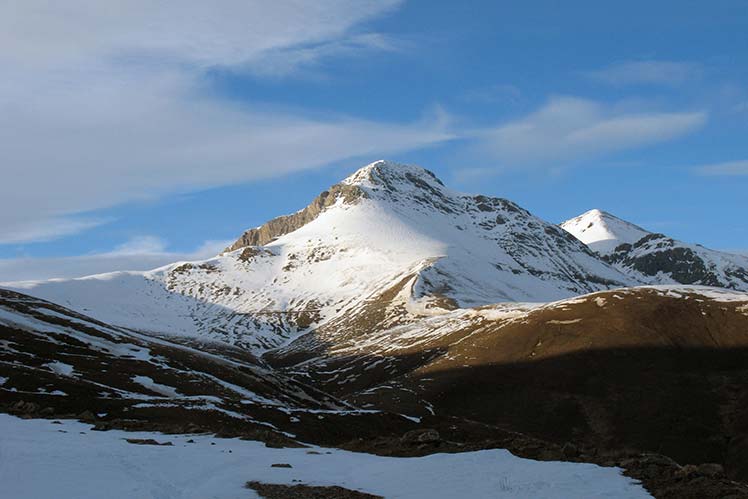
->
125, 438, 173, 446
246, 481, 382, 499
268, 288, 748, 498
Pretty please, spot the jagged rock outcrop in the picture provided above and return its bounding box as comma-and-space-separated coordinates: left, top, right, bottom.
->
225, 183, 365, 252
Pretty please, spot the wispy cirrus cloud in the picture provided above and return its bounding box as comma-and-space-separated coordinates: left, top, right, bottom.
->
694, 160, 748, 176
586, 60, 702, 86
0, 0, 403, 69
0, 237, 232, 283
0, 216, 113, 246
469, 96, 706, 167
246, 33, 404, 78
0, 1, 456, 245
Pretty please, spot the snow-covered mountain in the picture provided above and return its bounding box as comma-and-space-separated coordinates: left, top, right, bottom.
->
562, 209, 748, 291
560, 209, 651, 255
6, 161, 634, 352
5, 161, 748, 497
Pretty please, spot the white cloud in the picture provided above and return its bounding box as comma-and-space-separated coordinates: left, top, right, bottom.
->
0, 1, 454, 244
0, 1, 403, 69
586, 60, 702, 86
0, 216, 113, 245
246, 33, 403, 78
471, 96, 706, 167
695, 159, 748, 176
109, 236, 169, 255
0, 237, 232, 283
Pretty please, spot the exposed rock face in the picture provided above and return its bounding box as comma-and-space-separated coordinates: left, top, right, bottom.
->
225, 183, 365, 252
604, 233, 748, 290
606, 234, 722, 286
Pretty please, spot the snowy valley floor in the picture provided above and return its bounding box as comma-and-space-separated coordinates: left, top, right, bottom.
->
0, 414, 651, 499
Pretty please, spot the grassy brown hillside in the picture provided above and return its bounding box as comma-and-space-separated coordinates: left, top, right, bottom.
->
271, 287, 748, 496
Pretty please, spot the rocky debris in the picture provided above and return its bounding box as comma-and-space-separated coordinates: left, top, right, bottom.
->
246, 481, 382, 499
92, 420, 206, 434
125, 438, 173, 446
727, 435, 748, 483
237, 246, 273, 263
561, 442, 580, 458
9, 401, 40, 417
401, 428, 440, 444
620, 454, 748, 499
673, 463, 722, 479
170, 262, 219, 275
77, 410, 96, 423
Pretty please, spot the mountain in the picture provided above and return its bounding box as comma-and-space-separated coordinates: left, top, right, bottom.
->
5, 283, 748, 498
5, 161, 748, 498
562, 209, 748, 291
6, 161, 634, 353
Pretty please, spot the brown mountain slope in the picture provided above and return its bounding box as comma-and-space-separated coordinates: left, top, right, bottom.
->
271, 287, 748, 487
4, 284, 748, 498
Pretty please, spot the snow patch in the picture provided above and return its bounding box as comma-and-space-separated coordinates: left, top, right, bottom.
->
546, 319, 583, 325
132, 376, 181, 398
44, 361, 75, 377
0, 414, 651, 499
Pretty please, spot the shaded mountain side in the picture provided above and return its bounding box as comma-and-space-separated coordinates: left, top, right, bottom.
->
0, 287, 593, 457
605, 233, 748, 289
0, 288, 422, 447
4, 286, 748, 497
270, 287, 748, 484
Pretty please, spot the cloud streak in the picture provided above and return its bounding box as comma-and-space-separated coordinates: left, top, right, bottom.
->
0, 237, 232, 283
586, 60, 702, 86
695, 160, 748, 176
0, 0, 403, 69
471, 96, 706, 167
0, 1, 456, 244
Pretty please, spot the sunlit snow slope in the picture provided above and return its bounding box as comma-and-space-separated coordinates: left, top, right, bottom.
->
6, 161, 634, 352
560, 209, 650, 255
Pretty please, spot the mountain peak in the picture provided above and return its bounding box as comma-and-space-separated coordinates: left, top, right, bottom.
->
224, 161, 453, 253
342, 160, 446, 193
11, 159, 641, 353
561, 209, 650, 255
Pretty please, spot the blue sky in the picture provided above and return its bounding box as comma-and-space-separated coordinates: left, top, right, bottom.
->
1, 0, 747, 281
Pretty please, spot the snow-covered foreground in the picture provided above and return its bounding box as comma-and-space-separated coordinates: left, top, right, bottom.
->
0, 415, 650, 499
